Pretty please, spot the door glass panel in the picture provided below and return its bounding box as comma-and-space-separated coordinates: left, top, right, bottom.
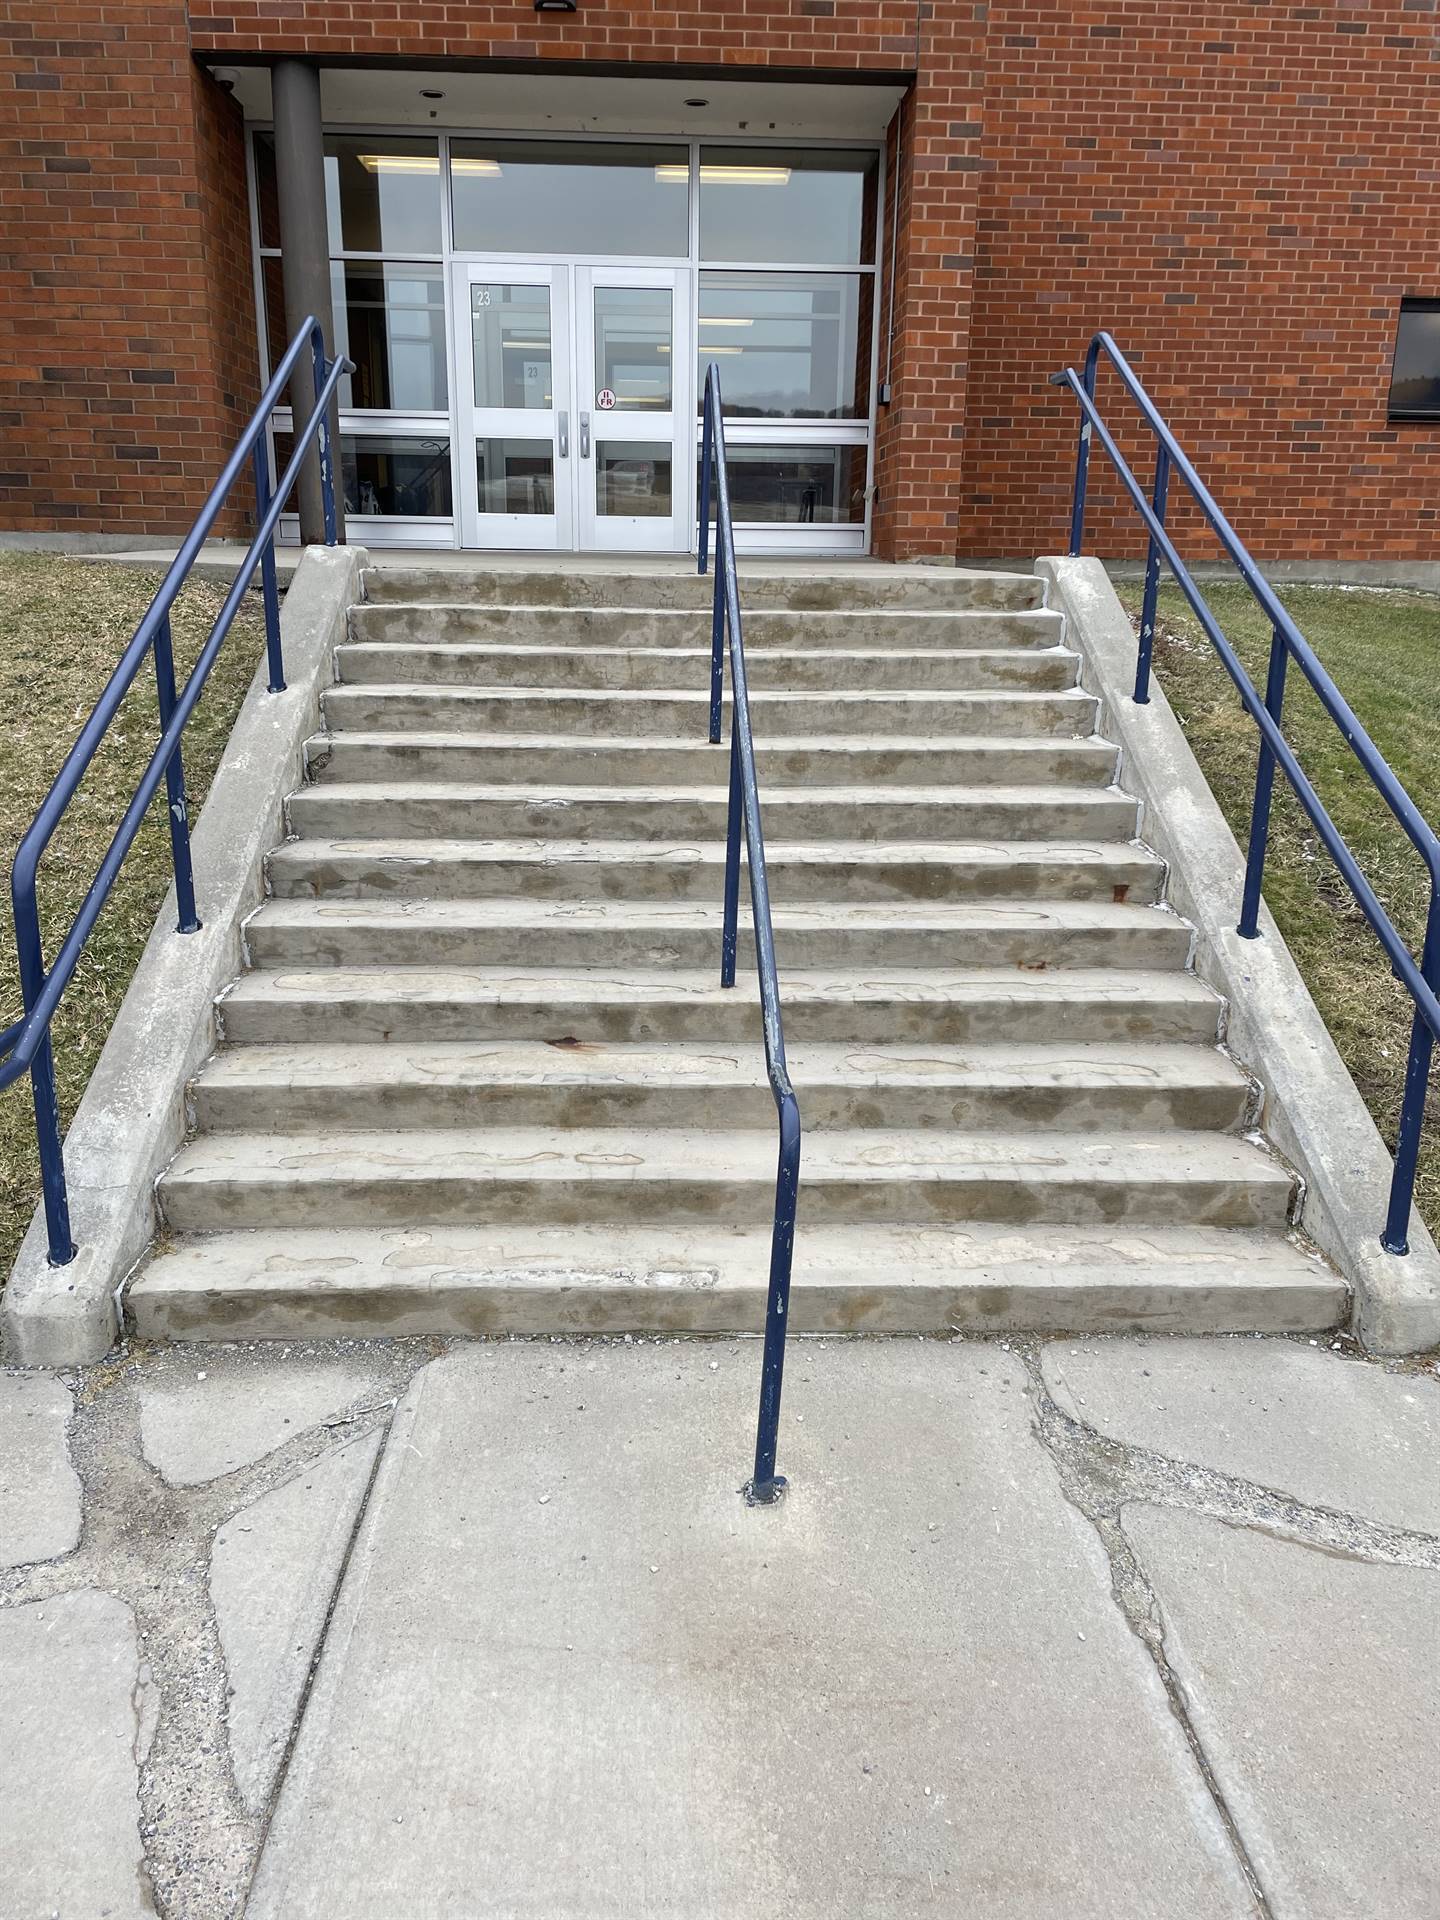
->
451, 140, 688, 256
698, 273, 869, 420
274, 433, 453, 517
471, 285, 553, 409
477, 439, 554, 514
699, 444, 866, 524
699, 148, 880, 266
593, 288, 673, 412
596, 442, 672, 518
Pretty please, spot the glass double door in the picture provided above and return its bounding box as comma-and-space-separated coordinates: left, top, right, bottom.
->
454, 261, 691, 552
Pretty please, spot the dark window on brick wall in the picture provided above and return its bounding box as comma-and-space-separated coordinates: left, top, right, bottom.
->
1387, 301, 1440, 422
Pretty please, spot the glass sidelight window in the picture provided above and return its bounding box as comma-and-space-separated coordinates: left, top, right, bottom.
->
275, 432, 453, 517
700, 444, 867, 525
697, 272, 869, 420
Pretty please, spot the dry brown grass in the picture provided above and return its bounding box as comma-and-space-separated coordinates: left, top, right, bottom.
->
1120, 580, 1440, 1241
0, 554, 262, 1273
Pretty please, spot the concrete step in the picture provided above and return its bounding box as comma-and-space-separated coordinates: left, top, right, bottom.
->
284, 783, 1140, 846
348, 602, 1066, 651
190, 1040, 1252, 1135
333, 640, 1080, 695
264, 837, 1164, 905
319, 684, 1100, 741
359, 565, 1048, 613
156, 1126, 1294, 1233
127, 1221, 1343, 1342
219, 964, 1220, 1047
305, 730, 1122, 791
242, 898, 1195, 973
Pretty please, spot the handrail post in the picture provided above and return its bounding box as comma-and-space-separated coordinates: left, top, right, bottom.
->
152, 613, 201, 934
698, 382, 713, 578
745, 1093, 801, 1506
721, 716, 742, 989
1383, 888, 1440, 1255
1238, 625, 1290, 940
311, 326, 338, 546
1134, 442, 1170, 705
252, 442, 285, 692
1067, 341, 1102, 554
13, 894, 74, 1264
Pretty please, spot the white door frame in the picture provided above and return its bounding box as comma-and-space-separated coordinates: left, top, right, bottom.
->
451, 256, 692, 554
453, 260, 574, 550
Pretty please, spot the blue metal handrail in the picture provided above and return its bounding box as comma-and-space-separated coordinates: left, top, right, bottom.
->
698, 364, 802, 1505
1052, 331, 1440, 1254
0, 317, 352, 1267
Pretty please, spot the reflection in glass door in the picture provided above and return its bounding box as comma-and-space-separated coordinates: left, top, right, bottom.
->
454, 263, 573, 549
574, 267, 690, 553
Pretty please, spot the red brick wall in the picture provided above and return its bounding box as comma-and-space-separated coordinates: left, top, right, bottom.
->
959, 2, 1440, 564
5, 1, 1438, 562
0, 3, 258, 539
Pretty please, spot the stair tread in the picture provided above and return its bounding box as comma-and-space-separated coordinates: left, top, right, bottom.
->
133, 1220, 1333, 1286
193, 1038, 1248, 1093
161, 1125, 1290, 1188
245, 895, 1186, 934
325, 682, 1090, 705
268, 835, 1156, 865
309, 729, 1117, 754
222, 962, 1216, 1007
288, 781, 1128, 807
337, 641, 1071, 663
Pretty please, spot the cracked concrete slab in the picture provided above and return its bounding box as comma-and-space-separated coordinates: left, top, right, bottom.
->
1041, 1338, 1440, 1533
0, 1589, 154, 1919
138, 1354, 379, 1487
247, 1341, 1253, 1920
0, 1373, 82, 1568
1125, 1506, 1440, 1918
210, 1428, 382, 1813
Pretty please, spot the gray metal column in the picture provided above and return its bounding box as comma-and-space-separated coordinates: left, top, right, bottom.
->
271, 59, 343, 545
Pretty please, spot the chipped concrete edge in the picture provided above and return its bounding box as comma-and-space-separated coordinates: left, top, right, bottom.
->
1038, 555, 1440, 1356
2, 545, 368, 1368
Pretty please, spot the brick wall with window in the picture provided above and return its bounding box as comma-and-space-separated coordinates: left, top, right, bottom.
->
959, 1, 1440, 564
0, 5, 259, 539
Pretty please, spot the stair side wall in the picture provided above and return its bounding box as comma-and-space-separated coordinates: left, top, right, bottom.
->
1038, 555, 1440, 1354
2, 544, 368, 1367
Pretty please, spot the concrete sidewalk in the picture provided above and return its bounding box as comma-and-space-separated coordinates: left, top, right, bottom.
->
2, 1332, 1437, 1918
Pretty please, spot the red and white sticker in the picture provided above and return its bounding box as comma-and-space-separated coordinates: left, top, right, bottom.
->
596, 388, 617, 410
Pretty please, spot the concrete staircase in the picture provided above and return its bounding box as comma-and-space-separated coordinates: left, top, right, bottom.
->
129, 564, 1344, 1341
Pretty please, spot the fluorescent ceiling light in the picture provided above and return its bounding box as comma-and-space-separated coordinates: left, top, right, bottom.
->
699, 317, 754, 328
654, 165, 792, 185
700, 345, 744, 355
501, 339, 551, 349
452, 157, 504, 176
358, 154, 441, 175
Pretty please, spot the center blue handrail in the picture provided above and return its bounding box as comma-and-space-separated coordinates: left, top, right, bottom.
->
1052, 331, 1440, 1255
698, 363, 802, 1505
1, 317, 351, 1268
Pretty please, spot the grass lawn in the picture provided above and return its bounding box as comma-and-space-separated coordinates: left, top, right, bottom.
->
1118, 579, 1440, 1242
0, 554, 262, 1275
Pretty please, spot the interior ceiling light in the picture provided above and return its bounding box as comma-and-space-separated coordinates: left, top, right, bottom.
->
699, 316, 754, 327
655, 164, 791, 185
358, 154, 502, 176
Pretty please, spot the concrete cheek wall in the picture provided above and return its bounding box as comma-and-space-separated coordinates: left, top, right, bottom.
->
2, 545, 367, 1368
1039, 556, 1440, 1356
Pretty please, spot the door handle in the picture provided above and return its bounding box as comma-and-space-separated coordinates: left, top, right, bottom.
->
558, 411, 569, 459
580, 413, 591, 459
